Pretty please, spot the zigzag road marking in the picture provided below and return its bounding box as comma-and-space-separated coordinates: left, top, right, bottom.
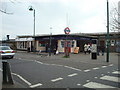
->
51, 77, 63, 82
12, 73, 32, 86
68, 73, 78, 77
30, 83, 42, 88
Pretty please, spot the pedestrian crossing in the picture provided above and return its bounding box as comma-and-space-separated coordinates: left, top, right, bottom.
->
83, 82, 116, 88
83, 71, 120, 88
100, 75, 120, 83
112, 71, 120, 74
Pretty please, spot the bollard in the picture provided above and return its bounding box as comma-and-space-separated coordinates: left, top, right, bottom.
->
7, 62, 14, 84
2, 60, 14, 85
91, 39, 97, 59
2, 60, 7, 84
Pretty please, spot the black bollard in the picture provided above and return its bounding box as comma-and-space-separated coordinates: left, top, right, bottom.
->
7, 62, 14, 84
2, 60, 8, 84
2, 60, 14, 84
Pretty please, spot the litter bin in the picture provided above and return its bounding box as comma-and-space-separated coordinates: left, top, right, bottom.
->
91, 53, 97, 59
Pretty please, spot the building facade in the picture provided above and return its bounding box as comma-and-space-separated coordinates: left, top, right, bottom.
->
15, 36, 34, 51
15, 34, 95, 53
15, 32, 120, 53
86, 32, 120, 52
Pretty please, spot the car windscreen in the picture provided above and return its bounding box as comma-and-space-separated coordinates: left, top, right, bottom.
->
0, 46, 11, 50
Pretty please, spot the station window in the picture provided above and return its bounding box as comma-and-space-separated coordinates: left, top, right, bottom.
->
71, 41, 74, 47
39, 41, 45, 47
61, 40, 75, 48
61, 41, 65, 48
39, 44, 45, 47
19, 42, 23, 48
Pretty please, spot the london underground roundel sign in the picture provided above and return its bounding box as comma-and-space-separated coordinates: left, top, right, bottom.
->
64, 27, 70, 34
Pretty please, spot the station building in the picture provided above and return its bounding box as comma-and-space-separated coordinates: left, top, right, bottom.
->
15, 34, 96, 53
15, 32, 120, 53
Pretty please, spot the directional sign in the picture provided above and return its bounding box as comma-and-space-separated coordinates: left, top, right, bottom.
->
64, 27, 70, 34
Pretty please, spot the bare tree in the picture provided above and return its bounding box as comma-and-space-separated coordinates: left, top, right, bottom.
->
0, 0, 17, 15
0, 9, 13, 14
110, 1, 120, 32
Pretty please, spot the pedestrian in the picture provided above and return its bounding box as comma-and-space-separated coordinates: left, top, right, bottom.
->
31, 45, 33, 52
87, 44, 91, 54
53, 48, 56, 55
55, 45, 58, 55
27, 47, 30, 52
101, 46, 105, 56
84, 44, 87, 54
97, 46, 100, 56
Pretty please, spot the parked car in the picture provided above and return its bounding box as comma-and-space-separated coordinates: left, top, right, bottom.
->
0, 46, 15, 59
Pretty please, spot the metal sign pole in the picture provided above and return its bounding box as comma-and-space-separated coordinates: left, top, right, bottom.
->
106, 0, 110, 62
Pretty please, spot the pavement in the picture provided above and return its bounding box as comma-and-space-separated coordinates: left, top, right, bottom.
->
1, 51, 120, 89
12, 51, 119, 71
2, 81, 26, 89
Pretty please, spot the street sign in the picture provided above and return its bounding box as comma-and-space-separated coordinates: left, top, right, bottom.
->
64, 27, 70, 34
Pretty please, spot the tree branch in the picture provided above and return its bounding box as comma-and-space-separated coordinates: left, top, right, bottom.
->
0, 9, 13, 14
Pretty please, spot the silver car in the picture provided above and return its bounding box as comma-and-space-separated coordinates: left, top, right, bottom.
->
0, 46, 15, 59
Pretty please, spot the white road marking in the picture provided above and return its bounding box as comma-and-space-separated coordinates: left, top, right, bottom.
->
93, 67, 99, 70
109, 64, 113, 66
35, 60, 64, 67
51, 64, 57, 66
100, 75, 120, 83
84, 69, 90, 72
35, 61, 43, 64
83, 82, 116, 88
12, 73, 32, 86
68, 73, 78, 77
64, 66, 81, 71
51, 64, 63, 67
101, 66, 107, 68
43, 63, 51, 65
57, 65, 63, 67
86, 80, 90, 82
77, 84, 81, 86
101, 74, 104, 76
94, 77, 98, 79
30, 83, 42, 88
112, 71, 120, 74
51, 77, 63, 82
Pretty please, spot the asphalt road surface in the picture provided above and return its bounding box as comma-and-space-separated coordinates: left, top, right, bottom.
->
3, 52, 120, 89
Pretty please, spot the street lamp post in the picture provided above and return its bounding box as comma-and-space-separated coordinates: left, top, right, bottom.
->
29, 6, 36, 52
106, 0, 110, 62
29, 6, 35, 36
49, 27, 52, 56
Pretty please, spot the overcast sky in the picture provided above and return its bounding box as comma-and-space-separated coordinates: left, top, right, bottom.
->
0, 0, 119, 40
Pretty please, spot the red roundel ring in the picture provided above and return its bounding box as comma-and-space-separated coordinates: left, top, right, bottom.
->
64, 27, 70, 34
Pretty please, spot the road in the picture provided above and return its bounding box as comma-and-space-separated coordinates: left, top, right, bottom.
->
3, 51, 120, 89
